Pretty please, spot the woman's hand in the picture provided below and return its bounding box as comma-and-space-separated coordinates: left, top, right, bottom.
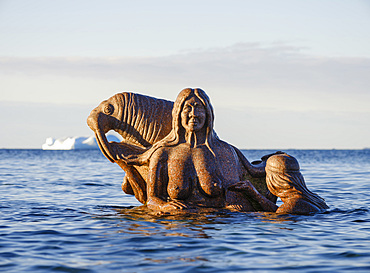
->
147, 197, 189, 212
228, 181, 278, 213
228, 181, 257, 197
161, 200, 189, 211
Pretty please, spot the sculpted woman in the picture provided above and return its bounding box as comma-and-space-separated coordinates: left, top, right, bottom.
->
88, 88, 275, 213
123, 88, 266, 212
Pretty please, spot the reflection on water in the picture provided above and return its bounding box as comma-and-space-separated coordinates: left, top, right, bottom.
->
93, 205, 330, 240
253, 212, 300, 225
95, 206, 236, 239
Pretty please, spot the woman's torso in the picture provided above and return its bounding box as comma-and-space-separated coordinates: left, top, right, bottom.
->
156, 142, 241, 207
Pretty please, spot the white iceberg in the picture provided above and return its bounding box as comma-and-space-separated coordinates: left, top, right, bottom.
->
42, 135, 120, 150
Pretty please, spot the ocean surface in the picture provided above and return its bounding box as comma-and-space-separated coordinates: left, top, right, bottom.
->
1, 149, 370, 272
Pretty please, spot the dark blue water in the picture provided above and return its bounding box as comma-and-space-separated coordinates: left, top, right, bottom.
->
1, 149, 370, 272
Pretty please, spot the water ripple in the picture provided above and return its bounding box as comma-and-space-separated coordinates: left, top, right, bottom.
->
1, 149, 370, 272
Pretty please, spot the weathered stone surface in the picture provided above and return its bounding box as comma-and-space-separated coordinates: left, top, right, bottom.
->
265, 153, 329, 214
87, 92, 174, 204
88, 88, 276, 213
229, 153, 329, 214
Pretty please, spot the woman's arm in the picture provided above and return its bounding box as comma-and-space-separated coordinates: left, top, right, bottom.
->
228, 181, 278, 212
231, 146, 266, 178
232, 146, 284, 178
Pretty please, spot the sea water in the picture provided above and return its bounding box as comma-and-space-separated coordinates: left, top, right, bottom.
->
1, 149, 370, 272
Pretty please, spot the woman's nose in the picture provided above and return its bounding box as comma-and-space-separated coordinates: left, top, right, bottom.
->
189, 107, 197, 117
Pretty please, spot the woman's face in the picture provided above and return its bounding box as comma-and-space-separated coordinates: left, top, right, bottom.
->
180, 96, 206, 132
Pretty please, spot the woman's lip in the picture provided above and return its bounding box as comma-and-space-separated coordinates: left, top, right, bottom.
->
189, 118, 198, 124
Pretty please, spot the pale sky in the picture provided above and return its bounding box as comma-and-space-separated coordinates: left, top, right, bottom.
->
1, 0, 369, 149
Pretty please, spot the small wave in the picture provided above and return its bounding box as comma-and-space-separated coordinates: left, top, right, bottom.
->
30, 265, 95, 273
323, 207, 369, 214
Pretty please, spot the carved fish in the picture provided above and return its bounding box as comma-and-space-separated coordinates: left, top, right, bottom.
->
87, 92, 173, 163
87, 92, 174, 204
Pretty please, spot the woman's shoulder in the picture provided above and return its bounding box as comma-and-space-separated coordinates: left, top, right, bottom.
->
213, 139, 235, 153
149, 145, 169, 160
216, 140, 242, 164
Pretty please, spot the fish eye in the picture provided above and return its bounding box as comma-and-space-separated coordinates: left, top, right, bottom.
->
103, 104, 114, 115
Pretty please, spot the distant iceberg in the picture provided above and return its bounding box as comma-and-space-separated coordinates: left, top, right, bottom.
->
42, 135, 120, 150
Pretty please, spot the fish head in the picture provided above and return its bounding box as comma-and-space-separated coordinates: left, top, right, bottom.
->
87, 94, 124, 162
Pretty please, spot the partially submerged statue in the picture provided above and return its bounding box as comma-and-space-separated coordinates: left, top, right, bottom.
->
87, 88, 280, 212
229, 153, 329, 214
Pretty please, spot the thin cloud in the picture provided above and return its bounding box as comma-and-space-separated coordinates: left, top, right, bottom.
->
1, 43, 369, 112
1, 43, 368, 91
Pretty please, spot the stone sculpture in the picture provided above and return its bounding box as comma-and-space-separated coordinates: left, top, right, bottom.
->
87, 92, 174, 204
87, 88, 278, 212
229, 153, 329, 214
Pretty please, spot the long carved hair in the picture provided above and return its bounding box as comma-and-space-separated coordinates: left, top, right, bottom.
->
124, 88, 219, 165
265, 154, 329, 210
